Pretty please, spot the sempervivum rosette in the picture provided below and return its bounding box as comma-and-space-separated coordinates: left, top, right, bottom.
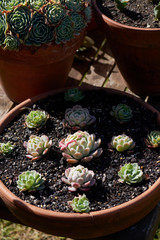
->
7, 6, 31, 39
55, 15, 73, 44
59, 130, 103, 164
25, 12, 54, 46
71, 12, 86, 35
44, 3, 66, 25
0, 13, 7, 45
65, 0, 83, 11
0, 0, 26, 11
28, 0, 46, 10
3, 35, 20, 50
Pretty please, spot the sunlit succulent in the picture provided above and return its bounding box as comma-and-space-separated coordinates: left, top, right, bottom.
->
109, 134, 135, 152
62, 164, 96, 192
23, 135, 52, 160
25, 110, 48, 129
0, 142, 14, 155
59, 130, 103, 164
63, 105, 96, 130
64, 88, 84, 102
110, 103, 133, 123
17, 170, 45, 191
68, 194, 90, 213
0, 0, 91, 50
118, 163, 144, 185
145, 130, 160, 148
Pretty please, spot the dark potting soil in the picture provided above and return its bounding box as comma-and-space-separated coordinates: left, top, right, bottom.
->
0, 89, 160, 213
97, 0, 160, 28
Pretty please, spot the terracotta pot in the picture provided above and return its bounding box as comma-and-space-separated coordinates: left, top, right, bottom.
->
92, 0, 160, 96
0, 86, 160, 239
0, 31, 85, 103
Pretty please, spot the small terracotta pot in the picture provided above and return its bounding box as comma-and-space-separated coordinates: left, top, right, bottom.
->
92, 0, 160, 96
0, 86, 160, 239
0, 31, 85, 103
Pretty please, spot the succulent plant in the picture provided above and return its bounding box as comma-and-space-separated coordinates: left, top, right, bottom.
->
64, 88, 84, 102
109, 134, 135, 152
68, 194, 90, 212
0, 0, 91, 50
145, 130, 160, 148
0, 141, 14, 155
115, 0, 129, 11
63, 105, 96, 130
110, 103, 133, 123
25, 110, 48, 129
59, 130, 103, 164
62, 164, 96, 191
23, 135, 52, 160
17, 170, 45, 191
118, 163, 144, 185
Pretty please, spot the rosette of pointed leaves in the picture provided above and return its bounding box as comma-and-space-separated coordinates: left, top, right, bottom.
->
25, 110, 48, 129
118, 163, 144, 185
28, 0, 46, 10
63, 105, 96, 130
7, 6, 31, 39
84, 5, 92, 22
0, 13, 7, 45
44, 3, 66, 25
25, 12, 54, 46
68, 194, 90, 212
23, 135, 52, 160
71, 12, 85, 35
65, 0, 83, 11
55, 16, 73, 44
145, 130, 160, 148
62, 164, 96, 191
3, 35, 20, 50
0, 0, 26, 11
64, 88, 84, 102
110, 103, 133, 123
59, 130, 103, 164
0, 142, 14, 155
109, 134, 135, 152
17, 170, 45, 191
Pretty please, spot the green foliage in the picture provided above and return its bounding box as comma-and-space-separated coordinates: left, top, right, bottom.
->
0, 142, 14, 155
110, 134, 135, 152
154, 2, 160, 20
3, 35, 20, 50
118, 163, 144, 185
17, 170, 45, 191
146, 130, 160, 148
115, 0, 129, 11
110, 103, 133, 123
68, 194, 90, 213
64, 88, 84, 102
25, 110, 48, 129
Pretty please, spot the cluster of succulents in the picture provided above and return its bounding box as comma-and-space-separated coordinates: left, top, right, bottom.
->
109, 134, 135, 152
0, 141, 14, 155
17, 170, 45, 192
25, 110, 48, 129
68, 194, 90, 212
0, 0, 91, 50
63, 105, 96, 130
145, 130, 160, 148
110, 103, 132, 123
118, 163, 144, 185
59, 130, 103, 164
64, 88, 84, 102
62, 164, 96, 192
23, 135, 52, 160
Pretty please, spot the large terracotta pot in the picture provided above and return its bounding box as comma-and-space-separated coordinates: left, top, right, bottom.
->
92, 0, 160, 96
0, 31, 85, 103
0, 87, 160, 239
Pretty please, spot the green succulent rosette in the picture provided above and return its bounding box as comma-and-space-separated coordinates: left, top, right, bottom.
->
55, 15, 73, 44
71, 12, 85, 34
3, 35, 20, 50
0, 13, 7, 45
28, 0, 46, 10
25, 12, 54, 46
84, 5, 92, 22
7, 6, 31, 39
44, 3, 66, 25
0, 0, 26, 12
65, 0, 83, 11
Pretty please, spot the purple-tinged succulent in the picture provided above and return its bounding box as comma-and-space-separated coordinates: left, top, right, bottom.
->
68, 194, 90, 213
63, 105, 96, 130
59, 130, 103, 164
24, 135, 52, 161
109, 134, 135, 152
110, 103, 133, 123
62, 165, 96, 192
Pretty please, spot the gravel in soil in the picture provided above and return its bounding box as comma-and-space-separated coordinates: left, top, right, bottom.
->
0, 90, 160, 213
97, 0, 160, 28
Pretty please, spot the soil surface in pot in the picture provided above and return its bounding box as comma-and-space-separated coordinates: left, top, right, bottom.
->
98, 0, 160, 28
0, 90, 160, 213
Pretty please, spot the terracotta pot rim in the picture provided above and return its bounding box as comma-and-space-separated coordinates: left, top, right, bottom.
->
92, 0, 160, 32
0, 86, 160, 219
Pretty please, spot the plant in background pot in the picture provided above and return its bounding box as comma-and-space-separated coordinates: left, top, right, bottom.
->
0, 0, 91, 103
92, 0, 160, 96
0, 86, 160, 239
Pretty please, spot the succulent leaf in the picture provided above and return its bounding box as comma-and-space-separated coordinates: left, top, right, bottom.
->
110, 134, 135, 152
3, 35, 20, 50
44, 3, 66, 25
65, 0, 83, 11
118, 163, 144, 185
146, 130, 160, 148
25, 110, 48, 129
0, 142, 14, 155
110, 103, 132, 123
115, 0, 129, 11
68, 194, 90, 212
64, 88, 84, 102
17, 170, 45, 191
0, 13, 7, 45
